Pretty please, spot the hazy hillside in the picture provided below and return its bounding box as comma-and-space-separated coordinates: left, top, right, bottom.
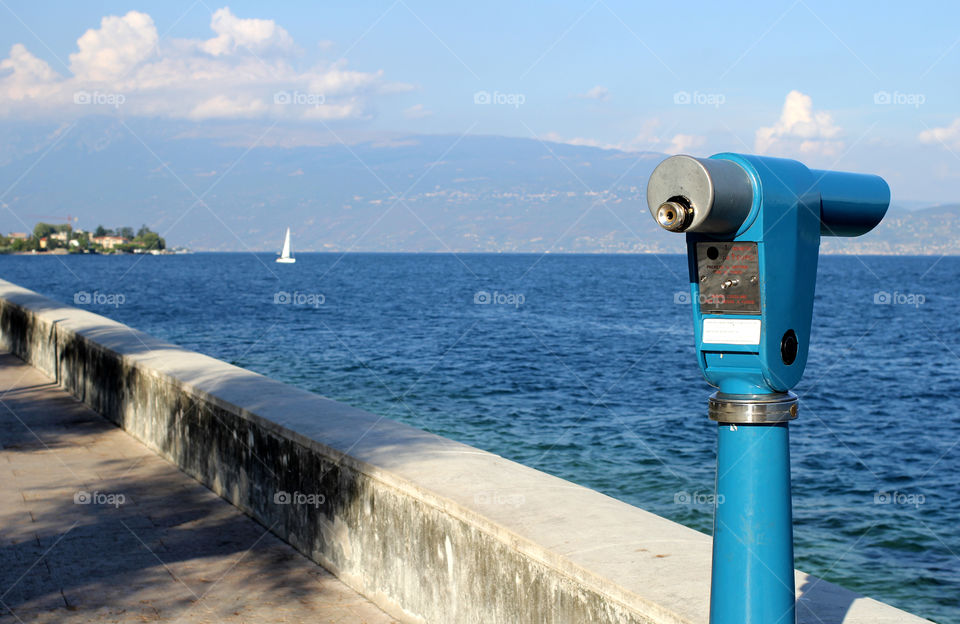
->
821, 204, 960, 255
0, 118, 956, 254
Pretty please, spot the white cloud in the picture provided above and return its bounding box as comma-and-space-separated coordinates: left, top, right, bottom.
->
69, 11, 158, 81
542, 132, 612, 149
0, 44, 61, 101
0, 7, 406, 121
755, 90, 843, 157
304, 65, 385, 94
544, 121, 705, 156
201, 7, 295, 56
668, 133, 705, 154
403, 104, 433, 119
918, 119, 960, 148
576, 85, 610, 102
302, 100, 367, 120
188, 95, 268, 120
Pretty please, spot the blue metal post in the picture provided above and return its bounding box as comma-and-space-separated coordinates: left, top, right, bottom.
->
711, 422, 795, 624
645, 152, 889, 624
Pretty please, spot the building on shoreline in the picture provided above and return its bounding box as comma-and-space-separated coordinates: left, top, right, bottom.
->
90, 235, 129, 250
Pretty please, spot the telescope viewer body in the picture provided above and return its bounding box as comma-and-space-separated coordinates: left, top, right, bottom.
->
646, 152, 889, 624
647, 153, 889, 395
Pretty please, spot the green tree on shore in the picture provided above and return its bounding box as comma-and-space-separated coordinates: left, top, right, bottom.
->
134, 225, 165, 250
4, 222, 167, 254
33, 223, 55, 240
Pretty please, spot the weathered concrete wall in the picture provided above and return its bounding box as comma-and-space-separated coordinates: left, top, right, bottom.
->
0, 278, 930, 624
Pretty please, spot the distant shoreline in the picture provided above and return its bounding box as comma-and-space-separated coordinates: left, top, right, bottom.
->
4, 250, 956, 257
4, 250, 185, 257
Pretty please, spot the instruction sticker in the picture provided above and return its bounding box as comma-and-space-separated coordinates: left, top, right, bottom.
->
702, 318, 762, 345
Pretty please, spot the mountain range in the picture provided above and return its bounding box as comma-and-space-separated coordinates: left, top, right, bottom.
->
0, 118, 955, 254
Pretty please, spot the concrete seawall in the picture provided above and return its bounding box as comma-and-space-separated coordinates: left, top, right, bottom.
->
0, 278, 930, 624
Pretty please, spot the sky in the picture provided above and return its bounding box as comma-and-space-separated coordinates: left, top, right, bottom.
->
0, 0, 959, 202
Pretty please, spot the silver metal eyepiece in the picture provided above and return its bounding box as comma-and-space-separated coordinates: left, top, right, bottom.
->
656, 200, 691, 232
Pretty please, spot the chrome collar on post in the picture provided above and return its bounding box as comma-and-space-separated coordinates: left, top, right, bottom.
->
708, 392, 799, 424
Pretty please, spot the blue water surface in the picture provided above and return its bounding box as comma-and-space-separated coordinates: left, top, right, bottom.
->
1, 252, 957, 622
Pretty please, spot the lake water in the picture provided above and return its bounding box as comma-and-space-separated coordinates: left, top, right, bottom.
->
1, 252, 957, 622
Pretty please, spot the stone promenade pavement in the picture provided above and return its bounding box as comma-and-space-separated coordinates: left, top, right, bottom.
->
0, 352, 396, 623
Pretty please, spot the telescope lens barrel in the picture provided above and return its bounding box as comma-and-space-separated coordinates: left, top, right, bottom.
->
646, 156, 754, 235
647, 155, 890, 238
812, 170, 890, 237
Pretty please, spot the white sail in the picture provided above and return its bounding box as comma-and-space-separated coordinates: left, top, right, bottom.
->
276, 227, 295, 263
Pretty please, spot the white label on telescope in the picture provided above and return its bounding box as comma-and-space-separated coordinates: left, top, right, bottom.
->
702, 318, 761, 345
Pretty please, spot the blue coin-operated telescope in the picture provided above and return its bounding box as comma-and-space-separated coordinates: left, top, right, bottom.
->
646, 153, 889, 624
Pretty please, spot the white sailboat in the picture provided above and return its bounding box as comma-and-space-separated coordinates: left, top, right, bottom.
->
276, 227, 296, 263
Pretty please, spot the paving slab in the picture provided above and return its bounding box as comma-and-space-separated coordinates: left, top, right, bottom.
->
0, 351, 397, 624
